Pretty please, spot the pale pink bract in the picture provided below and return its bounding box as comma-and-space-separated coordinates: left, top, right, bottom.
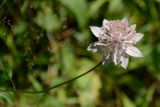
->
87, 18, 143, 69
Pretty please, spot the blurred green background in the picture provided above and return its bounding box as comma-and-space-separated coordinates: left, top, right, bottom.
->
0, 0, 160, 107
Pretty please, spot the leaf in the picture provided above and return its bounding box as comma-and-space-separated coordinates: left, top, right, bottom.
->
122, 94, 136, 107
0, 0, 7, 9
141, 86, 154, 107
61, 0, 88, 29
88, 0, 107, 17
0, 62, 13, 87
74, 59, 101, 107
13, 20, 27, 35
0, 71, 8, 86
0, 92, 15, 104
108, 0, 123, 13
29, 75, 43, 91
5, 64, 13, 79
35, 8, 61, 31
118, 75, 144, 91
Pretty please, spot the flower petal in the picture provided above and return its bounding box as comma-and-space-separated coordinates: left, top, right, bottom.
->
90, 26, 103, 38
132, 33, 144, 44
125, 46, 143, 57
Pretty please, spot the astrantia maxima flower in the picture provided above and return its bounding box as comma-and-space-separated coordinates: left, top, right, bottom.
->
87, 18, 144, 69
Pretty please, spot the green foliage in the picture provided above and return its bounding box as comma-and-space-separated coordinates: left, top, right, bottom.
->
0, 0, 160, 107
35, 8, 61, 31
0, 92, 15, 105
61, 0, 88, 30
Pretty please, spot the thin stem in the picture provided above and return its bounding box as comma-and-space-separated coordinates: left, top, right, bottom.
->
0, 61, 102, 94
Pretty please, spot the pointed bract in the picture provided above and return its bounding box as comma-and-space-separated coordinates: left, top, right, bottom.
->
132, 33, 144, 44
121, 17, 128, 24
103, 19, 109, 26
130, 24, 136, 31
125, 46, 143, 57
120, 56, 129, 69
90, 26, 102, 38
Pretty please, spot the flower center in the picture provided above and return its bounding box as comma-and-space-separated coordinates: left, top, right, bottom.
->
111, 34, 122, 43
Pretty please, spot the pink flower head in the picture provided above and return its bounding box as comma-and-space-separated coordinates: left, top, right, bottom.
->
87, 18, 144, 69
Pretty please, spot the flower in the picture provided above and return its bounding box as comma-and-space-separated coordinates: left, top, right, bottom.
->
87, 18, 144, 69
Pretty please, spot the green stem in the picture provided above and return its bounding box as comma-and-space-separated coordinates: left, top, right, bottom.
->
0, 61, 102, 94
